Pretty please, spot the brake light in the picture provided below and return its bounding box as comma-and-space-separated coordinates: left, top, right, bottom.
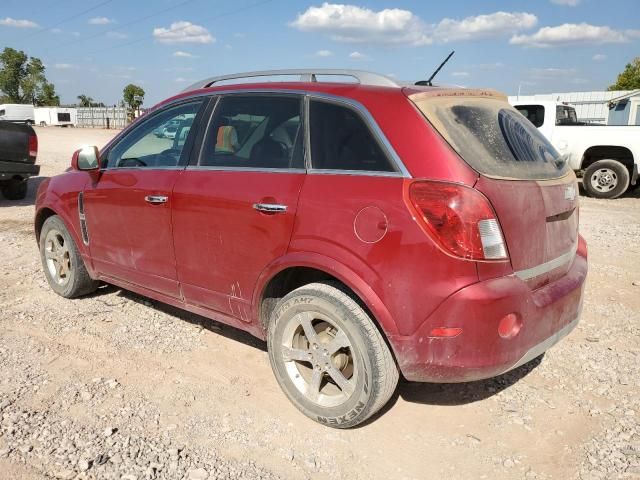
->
28, 134, 38, 159
406, 180, 508, 261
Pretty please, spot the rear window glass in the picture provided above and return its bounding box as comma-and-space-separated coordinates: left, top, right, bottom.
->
413, 97, 569, 180
514, 104, 545, 128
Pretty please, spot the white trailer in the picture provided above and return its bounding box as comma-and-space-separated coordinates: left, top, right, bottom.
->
34, 107, 77, 127
0, 104, 35, 123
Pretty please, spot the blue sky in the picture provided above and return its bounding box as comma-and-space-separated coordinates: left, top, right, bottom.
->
1, 0, 639, 106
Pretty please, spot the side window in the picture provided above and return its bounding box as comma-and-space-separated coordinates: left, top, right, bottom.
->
309, 100, 394, 172
106, 100, 203, 169
514, 105, 545, 128
199, 95, 304, 169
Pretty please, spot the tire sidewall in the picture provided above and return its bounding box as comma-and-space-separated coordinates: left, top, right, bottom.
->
268, 289, 376, 428
39, 216, 79, 297
583, 160, 630, 199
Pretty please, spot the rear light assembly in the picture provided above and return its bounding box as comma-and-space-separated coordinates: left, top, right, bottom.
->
406, 180, 508, 261
28, 134, 38, 160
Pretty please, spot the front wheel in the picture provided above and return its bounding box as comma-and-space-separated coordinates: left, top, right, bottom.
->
267, 282, 399, 428
39, 215, 99, 298
583, 159, 630, 199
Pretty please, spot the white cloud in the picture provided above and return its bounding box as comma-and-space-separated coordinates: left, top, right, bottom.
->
106, 31, 128, 39
451, 71, 470, 77
434, 12, 537, 42
153, 21, 215, 44
53, 63, 76, 70
51, 28, 63, 34
511, 23, 631, 47
592, 53, 606, 62
315, 49, 333, 57
349, 51, 369, 60
173, 50, 196, 58
0, 17, 38, 28
233, 32, 245, 38
175, 77, 190, 83
550, 0, 580, 5
290, 3, 432, 46
530, 67, 577, 78
88, 17, 114, 25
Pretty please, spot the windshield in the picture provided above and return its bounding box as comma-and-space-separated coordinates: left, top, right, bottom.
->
412, 96, 569, 180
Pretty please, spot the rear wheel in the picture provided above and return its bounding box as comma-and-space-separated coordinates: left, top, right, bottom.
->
583, 159, 630, 199
39, 215, 99, 298
267, 282, 399, 428
1, 178, 28, 200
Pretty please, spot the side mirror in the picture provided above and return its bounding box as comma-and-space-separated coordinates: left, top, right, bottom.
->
72, 146, 100, 171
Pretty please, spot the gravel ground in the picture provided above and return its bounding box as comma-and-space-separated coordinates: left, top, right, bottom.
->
0, 127, 639, 480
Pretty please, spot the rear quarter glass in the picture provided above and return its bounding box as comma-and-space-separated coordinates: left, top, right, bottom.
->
412, 96, 570, 181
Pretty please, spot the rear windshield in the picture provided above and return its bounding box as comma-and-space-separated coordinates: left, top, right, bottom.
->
413, 96, 569, 180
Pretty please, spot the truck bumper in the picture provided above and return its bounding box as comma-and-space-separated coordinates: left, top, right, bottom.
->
390, 236, 588, 383
0, 160, 40, 180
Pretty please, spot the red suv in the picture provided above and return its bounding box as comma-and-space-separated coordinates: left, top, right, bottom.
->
35, 70, 587, 428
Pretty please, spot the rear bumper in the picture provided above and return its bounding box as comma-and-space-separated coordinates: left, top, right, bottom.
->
390, 236, 588, 383
0, 160, 40, 180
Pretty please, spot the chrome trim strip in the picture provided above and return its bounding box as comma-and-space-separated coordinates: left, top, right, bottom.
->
185, 166, 306, 174
307, 168, 404, 178
505, 307, 581, 375
514, 242, 578, 281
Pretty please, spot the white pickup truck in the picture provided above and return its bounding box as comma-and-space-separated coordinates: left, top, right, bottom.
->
510, 100, 639, 199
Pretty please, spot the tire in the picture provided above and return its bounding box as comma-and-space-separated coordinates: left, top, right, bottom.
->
39, 215, 99, 298
267, 282, 399, 428
583, 159, 630, 199
1, 178, 28, 200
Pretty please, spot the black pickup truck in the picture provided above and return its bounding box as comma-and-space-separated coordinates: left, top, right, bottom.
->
0, 121, 39, 200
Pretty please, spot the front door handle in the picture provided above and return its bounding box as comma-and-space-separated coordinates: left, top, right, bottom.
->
145, 195, 168, 204
253, 203, 287, 214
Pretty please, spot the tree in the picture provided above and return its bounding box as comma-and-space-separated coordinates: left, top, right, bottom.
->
77, 94, 94, 107
123, 84, 144, 120
0, 47, 60, 105
608, 57, 640, 91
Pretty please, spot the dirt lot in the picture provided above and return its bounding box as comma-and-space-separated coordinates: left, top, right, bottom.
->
1, 127, 639, 480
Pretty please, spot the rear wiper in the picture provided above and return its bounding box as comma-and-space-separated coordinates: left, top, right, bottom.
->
415, 51, 455, 86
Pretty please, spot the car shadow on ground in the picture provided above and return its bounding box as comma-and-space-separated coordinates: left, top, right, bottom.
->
89, 284, 268, 352
0, 176, 48, 207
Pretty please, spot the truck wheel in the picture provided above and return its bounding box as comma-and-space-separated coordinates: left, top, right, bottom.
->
583, 159, 630, 199
267, 282, 399, 428
39, 215, 99, 298
1, 178, 28, 200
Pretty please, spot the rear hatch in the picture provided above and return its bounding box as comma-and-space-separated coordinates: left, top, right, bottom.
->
0, 121, 37, 164
408, 89, 578, 286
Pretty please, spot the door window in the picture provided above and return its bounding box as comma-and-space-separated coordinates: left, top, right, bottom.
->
199, 95, 304, 169
106, 100, 203, 169
514, 105, 545, 128
309, 100, 394, 172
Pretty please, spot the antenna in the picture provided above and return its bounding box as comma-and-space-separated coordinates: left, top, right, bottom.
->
416, 51, 455, 86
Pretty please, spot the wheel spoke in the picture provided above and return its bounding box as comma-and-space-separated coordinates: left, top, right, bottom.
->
307, 368, 323, 402
54, 235, 64, 249
325, 364, 354, 397
298, 312, 319, 344
44, 249, 56, 260
327, 329, 350, 355
281, 345, 311, 363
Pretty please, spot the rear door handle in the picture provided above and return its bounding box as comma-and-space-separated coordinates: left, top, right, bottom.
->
145, 195, 168, 204
253, 203, 287, 214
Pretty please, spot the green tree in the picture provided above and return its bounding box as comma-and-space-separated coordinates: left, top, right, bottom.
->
0, 47, 59, 105
77, 94, 94, 107
38, 82, 60, 106
123, 84, 144, 120
608, 57, 640, 91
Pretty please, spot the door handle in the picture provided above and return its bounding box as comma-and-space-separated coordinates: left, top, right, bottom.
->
144, 195, 168, 204
253, 203, 287, 214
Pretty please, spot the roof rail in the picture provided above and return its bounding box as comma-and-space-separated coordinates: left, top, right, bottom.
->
182, 69, 401, 92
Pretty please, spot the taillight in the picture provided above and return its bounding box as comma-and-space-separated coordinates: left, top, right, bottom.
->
28, 134, 38, 159
406, 180, 508, 261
